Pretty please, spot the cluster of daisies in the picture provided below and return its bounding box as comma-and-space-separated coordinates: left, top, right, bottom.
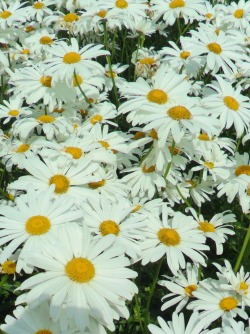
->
0, 0, 250, 333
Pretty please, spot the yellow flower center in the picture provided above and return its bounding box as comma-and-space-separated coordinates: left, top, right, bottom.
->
37, 115, 55, 123
26, 26, 35, 33
40, 75, 52, 88
72, 74, 83, 86
198, 221, 215, 232
7, 193, 14, 201
168, 146, 179, 155
96, 10, 108, 18
49, 174, 70, 194
65, 146, 83, 159
219, 297, 238, 311
207, 42, 222, 54
8, 110, 19, 117
63, 52, 81, 64
0, 11, 12, 19
139, 57, 155, 65
98, 140, 110, 149
186, 179, 197, 188
158, 228, 181, 246
239, 281, 248, 292
65, 258, 95, 283
2, 260, 16, 274
234, 9, 244, 18
184, 284, 197, 297
180, 51, 190, 59
39, 36, 53, 45
198, 133, 210, 141
142, 165, 156, 173
21, 49, 30, 54
63, 13, 79, 22
88, 180, 106, 189
133, 131, 145, 140
132, 204, 141, 212
53, 108, 64, 113
167, 106, 192, 120
223, 96, 239, 111
90, 115, 103, 124
33, 2, 45, 9
149, 129, 158, 140
169, 0, 185, 8
147, 89, 168, 104
204, 161, 214, 169
235, 165, 250, 177
99, 220, 120, 236
36, 330, 52, 334
25, 215, 51, 235
16, 144, 30, 153
205, 13, 213, 19
115, 0, 128, 9
215, 29, 220, 36
105, 70, 117, 78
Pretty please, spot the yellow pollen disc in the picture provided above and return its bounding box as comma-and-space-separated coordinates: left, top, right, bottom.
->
180, 51, 190, 59
184, 284, 197, 297
133, 131, 145, 140
207, 42, 222, 54
90, 115, 103, 124
205, 13, 213, 19
234, 9, 244, 18
72, 74, 83, 86
88, 179, 106, 189
167, 106, 192, 120
49, 174, 70, 194
198, 221, 215, 233
215, 29, 220, 36
25, 215, 51, 235
65, 146, 83, 159
98, 140, 110, 149
36, 330, 52, 334
8, 110, 19, 117
40, 75, 52, 88
149, 129, 158, 140
2, 260, 16, 274
157, 228, 181, 246
99, 220, 120, 236
132, 204, 141, 212
0, 11, 12, 19
239, 281, 248, 291
139, 57, 155, 65
247, 184, 250, 196
219, 297, 238, 311
16, 144, 30, 153
63, 52, 81, 64
39, 36, 53, 45
96, 10, 108, 18
33, 2, 45, 9
115, 0, 128, 9
186, 179, 196, 188
147, 89, 168, 104
7, 193, 14, 201
198, 133, 210, 141
168, 146, 179, 155
112, 149, 118, 154
169, 0, 185, 8
204, 161, 214, 169
105, 70, 117, 78
63, 13, 79, 22
37, 115, 55, 123
235, 165, 250, 177
142, 165, 155, 173
223, 96, 239, 111
21, 49, 30, 55
65, 258, 95, 283
26, 26, 35, 33
53, 108, 64, 113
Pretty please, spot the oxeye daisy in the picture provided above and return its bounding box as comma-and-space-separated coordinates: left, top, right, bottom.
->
141, 210, 208, 275
8, 155, 99, 203
24, 28, 56, 55
0, 1, 27, 28
17, 224, 138, 331
0, 96, 31, 124
104, 0, 148, 21
44, 38, 109, 85
26, 0, 55, 23
203, 75, 250, 137
220, 0, 250, 31
0, 186, 83, 273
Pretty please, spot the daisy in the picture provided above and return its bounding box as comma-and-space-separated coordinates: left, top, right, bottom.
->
141, 209, 208, 275
25, 0, 55, 23
24, 28, 57, 55
8, 155, 99, 203
0, 1, 27, 28
131, 47, 161, 79
44, 38, 109, 85
0, 96, 31, 124
104, 63, 129, 90
17, 224, 138, 331
221, 0, 250, 31
103, 0, 148, 21
0, 186, 83, 273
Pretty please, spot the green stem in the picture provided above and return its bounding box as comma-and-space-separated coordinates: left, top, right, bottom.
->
176, 184, 192, 208
0, 275, 8, 288
106, 55, 120, 108
176, 18, 182, 41
139, 144, 154, 166
233, 223, 250, 273
164, 140, 175, 179
134, 293, 144, 334
73, 70, 93, 106
144, 258, 163, 333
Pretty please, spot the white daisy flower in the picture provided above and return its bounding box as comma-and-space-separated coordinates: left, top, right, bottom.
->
0, 96, 31, 124
220, 0, 250, 31
0, 186, 83, 273
17, 224, 138, 331
0, 1, 27, 28
141, 210, 208, 275
26, 0, 55, 23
